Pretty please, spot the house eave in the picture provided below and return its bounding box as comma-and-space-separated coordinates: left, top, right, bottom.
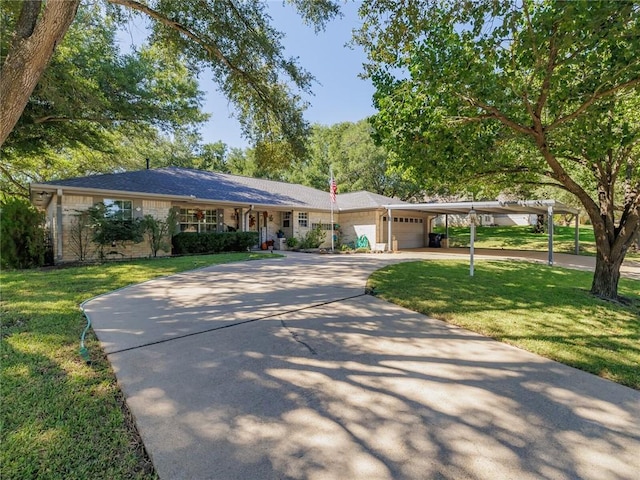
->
29, 183, 335, 213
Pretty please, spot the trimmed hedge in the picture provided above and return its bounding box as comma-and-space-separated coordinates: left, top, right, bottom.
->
172, 231, 259, 255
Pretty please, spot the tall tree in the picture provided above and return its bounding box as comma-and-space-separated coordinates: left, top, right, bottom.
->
357, 0, 640, 300
0, 3, 208, 197
0, 0, 341, 158
286, 120, 423, 199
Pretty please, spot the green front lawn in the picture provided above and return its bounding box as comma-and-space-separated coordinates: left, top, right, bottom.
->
433, 224, 640, 259
0, 253, 278, 480
368, 260, 640, 389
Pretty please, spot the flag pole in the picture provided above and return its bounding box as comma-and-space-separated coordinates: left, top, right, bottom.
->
330, 167, 335, 252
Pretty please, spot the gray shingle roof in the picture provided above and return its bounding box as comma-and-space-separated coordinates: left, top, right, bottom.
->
336, 191, 408, 210
34, 167, 404, 211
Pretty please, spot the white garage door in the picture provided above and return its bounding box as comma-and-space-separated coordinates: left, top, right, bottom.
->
383, 215, 426, 249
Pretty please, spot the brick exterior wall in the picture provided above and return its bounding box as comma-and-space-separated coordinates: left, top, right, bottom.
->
338, 210, 381, 248
57, 194, 174, 263
51, 191, 426, 261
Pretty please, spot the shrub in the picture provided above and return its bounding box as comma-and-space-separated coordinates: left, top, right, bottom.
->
0, 197, 46, 269
298, 225, 326, 249
141, 209, 177, 258
172, 231, 258, 255
286, 237, 299, 248
68, 209, 95, 262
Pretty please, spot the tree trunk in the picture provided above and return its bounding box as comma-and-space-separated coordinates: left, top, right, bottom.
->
590, 248, 624, 300
589, 212, 639, 300
0, 0, 80, 147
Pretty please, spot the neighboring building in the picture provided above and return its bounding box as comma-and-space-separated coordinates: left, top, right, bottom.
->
30, 167, 429, 263
433, 213, 538, 227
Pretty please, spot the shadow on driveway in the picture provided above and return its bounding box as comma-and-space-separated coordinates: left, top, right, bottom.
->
84, 253, 640, 480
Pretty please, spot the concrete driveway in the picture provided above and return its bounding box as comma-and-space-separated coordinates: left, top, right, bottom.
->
83, 252, 640, 480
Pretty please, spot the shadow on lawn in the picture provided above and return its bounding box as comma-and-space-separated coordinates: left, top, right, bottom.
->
369, 260, 640, 389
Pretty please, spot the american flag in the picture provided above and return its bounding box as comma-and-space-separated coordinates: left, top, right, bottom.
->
330, 175, 337, 203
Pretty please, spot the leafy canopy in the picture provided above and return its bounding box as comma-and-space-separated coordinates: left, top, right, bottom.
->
0, 3, 207, 196
356, 0, 640, 299
356, 0, 640, 201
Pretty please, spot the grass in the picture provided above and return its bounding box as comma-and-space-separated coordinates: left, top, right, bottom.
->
0, 252, 279, 480
433, 224, 640, 259
368, 260, 640, 389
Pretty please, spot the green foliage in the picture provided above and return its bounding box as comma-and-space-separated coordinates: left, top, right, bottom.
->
172, 231, 259, 255
286, 236, 299, 248
141, 211, 177, 258
356, 0, 640, 298
285, 120, 423, 200
368, 260, 640, 389
0, 3, 208, 197
82, 203, 144, 260
127, 0, 341, 164
297, 225, 326, 249
0, 197, 46, 269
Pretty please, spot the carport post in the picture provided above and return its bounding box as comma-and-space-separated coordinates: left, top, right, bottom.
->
445, 214, 449, 247
387, 208, 392, 251
575, 213, 580, 255
469, 209, 477, 276
548, 205, 554, 266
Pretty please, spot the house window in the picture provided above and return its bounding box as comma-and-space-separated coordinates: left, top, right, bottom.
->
103, 199, 132, 220
298, 212, 308, 227
311, 223, 333, 230
179, 208, 217, 232
282, 212, 291, 228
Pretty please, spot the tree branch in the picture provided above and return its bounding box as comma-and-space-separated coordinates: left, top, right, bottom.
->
522, 0, 539, 62
13, 0, 42, 40
0, 163, 30, 197
33, 115, 140, 124
534, 21, 559, 120
460, 94, 534, 136
108, 0, 287, 131
548, 77, 640, 131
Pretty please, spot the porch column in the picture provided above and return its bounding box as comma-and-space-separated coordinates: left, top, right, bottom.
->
56, 189, 63, 262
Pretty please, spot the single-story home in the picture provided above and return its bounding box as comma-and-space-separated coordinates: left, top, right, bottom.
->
29, 166, 430, 263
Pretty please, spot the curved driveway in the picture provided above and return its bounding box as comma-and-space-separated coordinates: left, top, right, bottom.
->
83, 251, 640, 480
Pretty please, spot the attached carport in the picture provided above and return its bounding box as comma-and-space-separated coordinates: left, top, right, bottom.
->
383, 200, 580, 266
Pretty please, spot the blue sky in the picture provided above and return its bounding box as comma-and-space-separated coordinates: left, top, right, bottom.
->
199, 2, 376, 148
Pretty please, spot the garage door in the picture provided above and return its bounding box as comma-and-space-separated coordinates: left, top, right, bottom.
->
383, 215, 426, 249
